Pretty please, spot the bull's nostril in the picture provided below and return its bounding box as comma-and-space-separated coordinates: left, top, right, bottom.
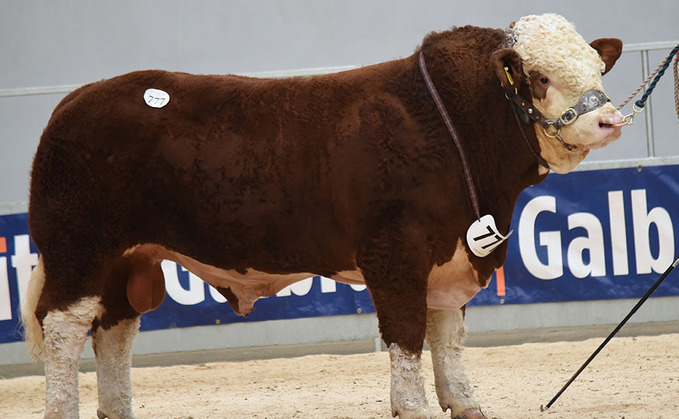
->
598, 115, 623, 130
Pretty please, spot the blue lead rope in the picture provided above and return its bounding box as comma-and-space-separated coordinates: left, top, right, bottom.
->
634, 44, 679, 109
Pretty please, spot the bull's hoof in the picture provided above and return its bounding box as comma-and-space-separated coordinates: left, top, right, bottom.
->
453, 407, 486, 419
391, 406, 432, 419
96, 408, 136, 419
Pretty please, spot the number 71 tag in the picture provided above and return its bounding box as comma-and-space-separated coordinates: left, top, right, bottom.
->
466, 214, 512, 257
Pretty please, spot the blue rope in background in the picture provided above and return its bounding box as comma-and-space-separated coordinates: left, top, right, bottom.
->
635, 44, 679, 109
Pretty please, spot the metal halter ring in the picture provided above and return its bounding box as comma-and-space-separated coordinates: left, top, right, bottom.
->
543, 125, 560, 138
543, 126, 578, 152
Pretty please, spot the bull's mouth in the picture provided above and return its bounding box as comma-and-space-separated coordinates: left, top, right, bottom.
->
569, 114, 623, 151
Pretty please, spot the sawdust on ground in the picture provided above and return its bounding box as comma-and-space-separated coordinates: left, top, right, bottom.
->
1, 333, 678, 418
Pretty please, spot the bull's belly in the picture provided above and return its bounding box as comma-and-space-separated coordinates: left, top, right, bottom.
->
126, 244, 367, 315
127, 240, 485, 316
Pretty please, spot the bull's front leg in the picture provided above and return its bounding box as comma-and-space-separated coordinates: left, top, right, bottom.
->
388, 340, 429, 419
358, 232, 431, 419
425, 308, 484, 419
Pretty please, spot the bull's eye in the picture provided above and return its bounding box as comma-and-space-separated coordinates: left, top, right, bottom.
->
539, 77, 549, 85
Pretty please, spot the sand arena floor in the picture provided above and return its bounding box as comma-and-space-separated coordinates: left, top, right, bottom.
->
1, 333, 678, 418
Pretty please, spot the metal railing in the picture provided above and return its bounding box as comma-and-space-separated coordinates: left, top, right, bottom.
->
2, 42, 677, 170
0, 66, 358, 99
575, 40, 679, 172
621, 41, 679, 158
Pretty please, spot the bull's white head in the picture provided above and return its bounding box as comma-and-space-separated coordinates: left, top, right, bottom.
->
493, 14, 623, 173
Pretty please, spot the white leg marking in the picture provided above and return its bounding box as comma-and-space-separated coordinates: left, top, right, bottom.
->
93, 317, 140, 419
42, 296, 101, 419
425, 308, 481, 416
388, 343, 431, 419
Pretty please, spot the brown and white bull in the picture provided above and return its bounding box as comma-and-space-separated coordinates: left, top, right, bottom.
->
22, 14, 622, 419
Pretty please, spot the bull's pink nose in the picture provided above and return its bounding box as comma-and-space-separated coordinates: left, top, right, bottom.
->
592, 111, 623, 147
598, 111, 624, 130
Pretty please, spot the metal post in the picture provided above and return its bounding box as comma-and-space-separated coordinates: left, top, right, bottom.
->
640, 50, 655, 157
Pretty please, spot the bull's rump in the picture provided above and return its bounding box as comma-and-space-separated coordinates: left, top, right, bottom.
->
29, 67, 411, 282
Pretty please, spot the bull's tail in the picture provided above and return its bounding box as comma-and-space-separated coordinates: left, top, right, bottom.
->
20, 258, 46, 359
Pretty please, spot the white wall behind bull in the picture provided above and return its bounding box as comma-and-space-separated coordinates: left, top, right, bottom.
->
1, 0, 678, 203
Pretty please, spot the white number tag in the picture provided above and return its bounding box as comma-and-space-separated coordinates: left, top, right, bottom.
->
144, 88, 170, 108
466, 214, 512, 257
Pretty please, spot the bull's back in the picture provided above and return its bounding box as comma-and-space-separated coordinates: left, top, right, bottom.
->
29, 68, 390, 273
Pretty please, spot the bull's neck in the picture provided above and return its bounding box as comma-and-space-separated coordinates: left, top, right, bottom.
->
400, 43, 546, 238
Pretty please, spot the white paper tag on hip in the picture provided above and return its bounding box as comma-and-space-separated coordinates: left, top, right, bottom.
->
466, 214, 512, 257
144, 88, 170, 108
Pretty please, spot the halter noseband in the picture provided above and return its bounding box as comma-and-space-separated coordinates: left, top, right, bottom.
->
500, 66, 611, 151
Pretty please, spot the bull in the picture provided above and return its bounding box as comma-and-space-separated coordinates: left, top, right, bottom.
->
22, 13, 622, 419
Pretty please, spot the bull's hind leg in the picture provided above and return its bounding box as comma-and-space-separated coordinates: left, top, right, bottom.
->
21, 252, 105, 418
93, 253, 164, 419
41, 296, 101, 418
425, 308, 483, 419
92, 317, 140, 419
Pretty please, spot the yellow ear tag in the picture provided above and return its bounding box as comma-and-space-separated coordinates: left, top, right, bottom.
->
503, 66, 515, 86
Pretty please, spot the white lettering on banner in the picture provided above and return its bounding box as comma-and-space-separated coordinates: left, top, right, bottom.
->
632, 189, 674, 274
162, 261, 207, 305
160, 262, 364, 305
320, 276, 336, 293
519, 196, 563, 280
276, 277, 313, 297
161, 261, 229, 305
0, 234, 39, 321
208, 283, 227, 303
608, 191, 629, 276
567, 212, 605, 278
519, 189, 675, 280
0, 257, 10, 321
11, 235, 39, 308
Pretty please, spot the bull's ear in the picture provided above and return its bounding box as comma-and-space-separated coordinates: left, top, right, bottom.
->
491, 48, 524, 91
590, 38, 623, 75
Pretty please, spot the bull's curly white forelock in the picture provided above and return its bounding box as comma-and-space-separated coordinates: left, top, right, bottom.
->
509, 14, 606, 93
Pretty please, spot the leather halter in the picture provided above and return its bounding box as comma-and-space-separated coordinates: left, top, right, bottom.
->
500, 67, 611, 150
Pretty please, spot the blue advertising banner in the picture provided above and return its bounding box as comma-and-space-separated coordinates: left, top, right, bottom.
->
2, 165, 679, 344
473, 164, 679, 305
